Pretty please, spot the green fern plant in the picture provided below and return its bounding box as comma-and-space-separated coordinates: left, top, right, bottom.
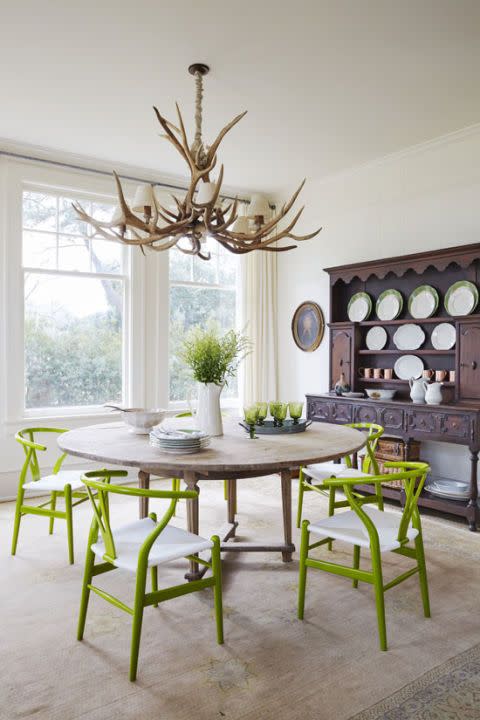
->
179, 325, 251, 386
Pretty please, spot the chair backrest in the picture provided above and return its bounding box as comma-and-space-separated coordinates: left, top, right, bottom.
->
81, 470, 198, 563
339, 461, 430, 546
386, 461, 430, 543
344, 422, 384, 474
15, 427, 67, 484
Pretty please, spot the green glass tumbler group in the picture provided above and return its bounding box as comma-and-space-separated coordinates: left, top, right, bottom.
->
243, 400, 304, 436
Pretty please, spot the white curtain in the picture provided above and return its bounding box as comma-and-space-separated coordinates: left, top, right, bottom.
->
239, 248, 278, 406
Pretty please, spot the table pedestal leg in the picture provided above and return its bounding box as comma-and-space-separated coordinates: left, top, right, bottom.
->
281, 469, 295, 562
184, 472, 202, 581
138, 470, 150, 519
227, 479, 237, 535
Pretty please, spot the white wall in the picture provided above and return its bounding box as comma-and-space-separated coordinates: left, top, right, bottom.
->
277, 125, 480, 479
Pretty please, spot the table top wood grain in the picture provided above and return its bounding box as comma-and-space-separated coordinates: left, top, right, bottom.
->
58, 420, 366, 479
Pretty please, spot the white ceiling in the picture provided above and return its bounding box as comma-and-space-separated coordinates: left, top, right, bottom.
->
1, 1, 479, 193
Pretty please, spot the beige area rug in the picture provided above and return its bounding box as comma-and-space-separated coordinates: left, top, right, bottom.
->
0, 476, 479, 720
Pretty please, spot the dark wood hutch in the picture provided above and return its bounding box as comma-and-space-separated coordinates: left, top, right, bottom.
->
306, 242, 480, 530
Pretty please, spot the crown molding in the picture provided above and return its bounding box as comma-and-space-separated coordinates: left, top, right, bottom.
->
314, 122, 480, 188
0, 137, 257, 202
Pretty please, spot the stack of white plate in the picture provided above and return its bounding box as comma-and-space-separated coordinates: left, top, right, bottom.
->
149, 427, 210, 454
425, 478, 470, 500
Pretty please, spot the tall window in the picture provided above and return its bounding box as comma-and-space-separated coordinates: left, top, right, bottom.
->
22, 189, 128, 411
169, 237, 239, 404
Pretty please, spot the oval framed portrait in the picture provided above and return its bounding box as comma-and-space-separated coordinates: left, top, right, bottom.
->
291, 301, 325, 352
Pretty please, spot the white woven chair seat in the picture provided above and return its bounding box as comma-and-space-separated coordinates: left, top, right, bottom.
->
23, 470, 86, 492
91, 518, 213, 572
304, 464, 372, 484
308, 505, 418, 553
303, 462, 348, 482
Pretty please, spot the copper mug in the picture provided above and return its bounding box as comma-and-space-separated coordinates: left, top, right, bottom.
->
422, 369, 434, 380
449, 370, 455, 382
435, 370, 448, 382
358, 367, 373, 378
373, 368, 383, 379
383, 368, 393, 380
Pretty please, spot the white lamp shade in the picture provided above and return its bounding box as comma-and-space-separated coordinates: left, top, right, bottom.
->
196, 181, 217, 205
248, 194, 270, 219
231, 216, 250, 234
132, 184, 155, 212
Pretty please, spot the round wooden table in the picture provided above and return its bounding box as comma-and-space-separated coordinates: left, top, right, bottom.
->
58, 419, 365, 579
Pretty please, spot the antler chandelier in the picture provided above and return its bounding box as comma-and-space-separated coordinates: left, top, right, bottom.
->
73, 63, 321, 260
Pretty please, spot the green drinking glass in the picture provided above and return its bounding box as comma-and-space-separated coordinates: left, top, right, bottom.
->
244, 405, 259, 439
255, 402, 268, 425
269, 401, 288, 427
288, 401, 304, 424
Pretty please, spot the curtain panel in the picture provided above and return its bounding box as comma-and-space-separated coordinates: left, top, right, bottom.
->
239, 249, 278, 406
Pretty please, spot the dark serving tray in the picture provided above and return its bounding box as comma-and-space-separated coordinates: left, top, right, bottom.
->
239, 419, 312, 435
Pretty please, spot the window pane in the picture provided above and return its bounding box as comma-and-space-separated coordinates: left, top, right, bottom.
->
25, 273, 123, 408
91, 238, 123, 274
169, 247, 192, 281
23, 191, 57, 231
23, 231, 57, 269
90, 201, 115, 223
192, 238, 217, 284
169, 285, 236, 402
58, 197, 87, 235
217, 245, 237, 285
57, 235, 91, 272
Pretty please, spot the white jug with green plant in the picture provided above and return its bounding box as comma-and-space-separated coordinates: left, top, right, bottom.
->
179, 326, 250, 436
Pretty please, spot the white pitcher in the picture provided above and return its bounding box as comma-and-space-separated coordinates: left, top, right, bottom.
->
196, 381, 224, 437
409, 377, 427, 403
425, 381, 443, 405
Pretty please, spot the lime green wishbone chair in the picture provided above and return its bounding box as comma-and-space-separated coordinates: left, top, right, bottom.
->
78, 470, 224, 682
296, 422, 384, 530
298, 461, 431, 651
12, 428, 91, 564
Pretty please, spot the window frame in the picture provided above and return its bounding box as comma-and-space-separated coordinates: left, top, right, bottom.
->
2, 160, 145, 424
22, 184, 130, 416
168, 239, 241, 411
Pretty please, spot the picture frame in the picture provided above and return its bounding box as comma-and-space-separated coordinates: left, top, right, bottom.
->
291, 301, 325, 352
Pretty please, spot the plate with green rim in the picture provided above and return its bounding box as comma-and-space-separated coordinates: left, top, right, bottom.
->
408, 285, 439, 319
347, 292, 373, 322
376, 289, 403, 321
444, 280, 479, 317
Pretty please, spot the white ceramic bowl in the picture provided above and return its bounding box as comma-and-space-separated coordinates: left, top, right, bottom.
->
122, 408, 175, 434
365, 389, 396, 401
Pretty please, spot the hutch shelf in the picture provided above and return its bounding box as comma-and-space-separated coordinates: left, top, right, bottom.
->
306, 242, 480, 531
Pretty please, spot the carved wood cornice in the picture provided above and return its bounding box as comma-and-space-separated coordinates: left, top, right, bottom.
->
325, 242, 480, 285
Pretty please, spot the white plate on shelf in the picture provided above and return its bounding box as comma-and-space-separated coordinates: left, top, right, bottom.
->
376, 289, 403, 321
393, 323, 425, 350
366, 326, 388, 350
431, 323, 456, 350
394, 354, 424, 380
445, 281, 479, 317
348, 292, 372, 322
408, 285, 439, 319
426, 479, 469, 500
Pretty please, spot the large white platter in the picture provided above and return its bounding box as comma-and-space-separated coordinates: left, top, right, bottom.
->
445, 280, 479, 317
394, 354, 424, 380
426, 478, 470, 500
348, 292, 372, 322
408, 285, 439, 319
376, 289, 403, 321
431, 323, 456, 350
366, 326, 388, 350
393, 323, 425, 350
